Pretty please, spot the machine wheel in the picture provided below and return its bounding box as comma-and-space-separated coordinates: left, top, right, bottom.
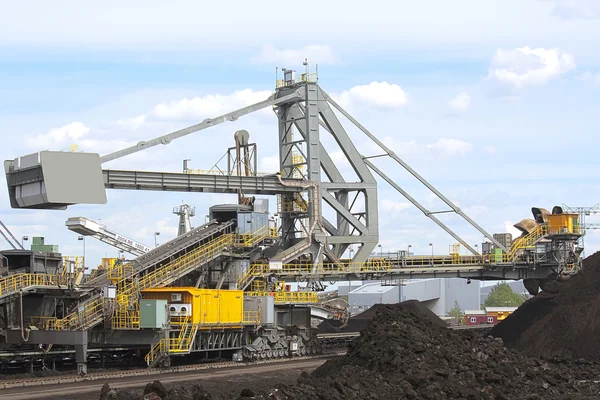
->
160, 357, 171, 368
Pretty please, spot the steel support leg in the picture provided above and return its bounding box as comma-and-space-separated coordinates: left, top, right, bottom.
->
75, 343, 88, 375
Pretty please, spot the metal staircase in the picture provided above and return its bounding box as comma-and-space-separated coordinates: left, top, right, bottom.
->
38, 228, 273, 331
506, 225, 546, 260
145, 316, 199, 367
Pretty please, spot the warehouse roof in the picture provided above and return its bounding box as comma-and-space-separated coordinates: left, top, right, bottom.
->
349, 283, 396, 295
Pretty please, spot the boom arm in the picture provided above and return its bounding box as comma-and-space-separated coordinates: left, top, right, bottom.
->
100, 90, 303, 163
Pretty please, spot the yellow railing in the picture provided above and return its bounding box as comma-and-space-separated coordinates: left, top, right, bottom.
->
276, 72, 318, 88
32, 297, 106, 330
277, 193, 308, 213
62, 256, 85, 276
505, 225, 546, 260
34, 228, 275, 332
238, 256, 486, 288
0, 274, 70, 299
245, 291, 319, 304
243, 310, 261, 324
184, 169, 270, 177
237, 264, 270, 290
145, 317, 200, 366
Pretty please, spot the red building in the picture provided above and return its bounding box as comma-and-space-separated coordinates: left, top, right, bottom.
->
464, 310, 496, 325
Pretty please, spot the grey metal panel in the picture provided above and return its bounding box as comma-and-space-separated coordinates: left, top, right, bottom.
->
140, 299, 168, 329
5, 329, 87, 345
102, 170, 301, 195
41, 152, 106, 205
5, 151, 107, 209
253, 198, 269, 213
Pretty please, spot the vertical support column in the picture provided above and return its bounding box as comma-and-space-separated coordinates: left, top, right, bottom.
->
305, 83, 322, 231
75, 343, 88, 375
276, 86, 308, 244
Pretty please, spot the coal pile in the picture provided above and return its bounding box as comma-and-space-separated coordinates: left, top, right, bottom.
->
259, 304, 600, 399
317, 300, 446, 334
491, 251, 600, 360
100, 303, 600, 399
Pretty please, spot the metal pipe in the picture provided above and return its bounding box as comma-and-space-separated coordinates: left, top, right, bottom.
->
0, 220, 24, 250
19, 291, 30, 342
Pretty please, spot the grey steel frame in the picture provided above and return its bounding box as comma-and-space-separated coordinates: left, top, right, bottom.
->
96, 81, 502, 263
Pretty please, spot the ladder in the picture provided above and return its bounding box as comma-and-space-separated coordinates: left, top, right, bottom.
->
145, 317, 200, 367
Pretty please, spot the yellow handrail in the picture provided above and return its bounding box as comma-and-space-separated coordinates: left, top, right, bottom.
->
42, 228, 275, 332
0, 274, 70, 299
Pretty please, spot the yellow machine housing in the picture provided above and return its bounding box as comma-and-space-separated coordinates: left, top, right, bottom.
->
141, 287, 244, 326
547, 213, 580, 235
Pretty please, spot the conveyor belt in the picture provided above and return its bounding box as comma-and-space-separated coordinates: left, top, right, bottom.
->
84, 219, 235, 287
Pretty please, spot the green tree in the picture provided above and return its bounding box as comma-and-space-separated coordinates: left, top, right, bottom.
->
447, 301, 464, 325
484, 282, 528, 308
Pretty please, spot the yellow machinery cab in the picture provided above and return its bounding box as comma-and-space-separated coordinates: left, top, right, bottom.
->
546, 213, 581, 236
141, 287, 244, 327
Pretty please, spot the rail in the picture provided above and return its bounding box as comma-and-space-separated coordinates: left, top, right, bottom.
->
61, 256, 85, 276
184, 169, 271, 177
505, 225, 546, 260
0, 273, 70, 300
276, 72, 318, 88
245, 291, 319, 304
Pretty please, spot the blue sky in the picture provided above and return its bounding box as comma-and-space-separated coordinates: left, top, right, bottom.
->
2, 0, 600, 266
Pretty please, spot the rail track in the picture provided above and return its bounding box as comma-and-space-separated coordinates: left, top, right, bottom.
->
0, 351, 344, 391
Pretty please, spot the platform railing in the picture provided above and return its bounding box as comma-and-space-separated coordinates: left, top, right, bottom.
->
33, 228, 275, 332
245, 291, 319, 304
145, 316, 200, 366
0, 273, 70, 299
505, 225, 546, 260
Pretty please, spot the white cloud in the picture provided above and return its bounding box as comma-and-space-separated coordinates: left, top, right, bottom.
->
26, 121, 90, 149
370, 137, 474, 159
253, 44, 336, 65
372, 137, 419, 157
381, 199, 412, 215
337, 81, 409, 109
144, 89, 272, 122
449, 91, 471, 112
117, 115, 147, 130
426, 138, 473, 156
487, 46, 575, 94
